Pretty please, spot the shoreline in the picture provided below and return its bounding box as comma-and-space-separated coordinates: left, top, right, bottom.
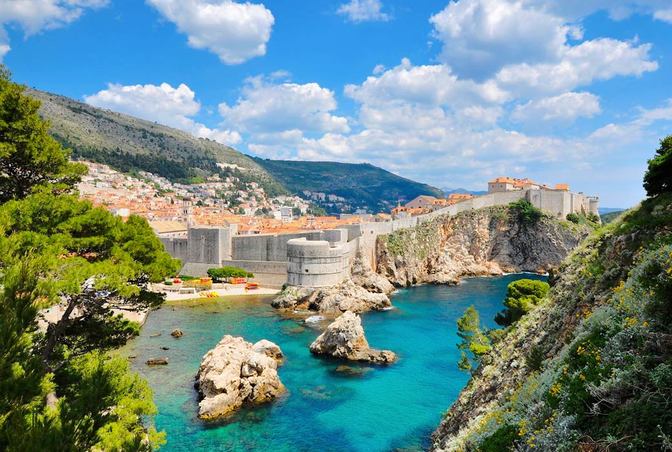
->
161, 285, 280, 302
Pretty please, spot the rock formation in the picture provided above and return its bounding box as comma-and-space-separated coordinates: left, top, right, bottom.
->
195, 336, 285, 420
309, 311, 396, 364
272, 279, 391, 314
377, 206, 590, 287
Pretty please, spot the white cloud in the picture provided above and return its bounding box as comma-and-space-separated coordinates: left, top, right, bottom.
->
495, 38, 658, 96
85, 82, 241, 145
654, 9, 672, 22
0, 0, 107, 60
337, 0, 390, 23
511, 92, 601, 124
430, 0, 573, 78
219, 76, 349, 135
345, 58, 508, 108
147, 0, 274, 65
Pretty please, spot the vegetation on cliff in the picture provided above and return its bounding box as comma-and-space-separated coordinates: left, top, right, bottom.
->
377, 203, 590, 287
0, 68, 178, 450
432, 137, 672, 451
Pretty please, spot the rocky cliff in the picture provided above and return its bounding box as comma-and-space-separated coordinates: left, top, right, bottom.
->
431, 194, 672, 451
376, 205, 590, 286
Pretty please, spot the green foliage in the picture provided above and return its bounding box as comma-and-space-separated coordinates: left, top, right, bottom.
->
478, 424, 518, 452
457, 305, 492, 373
0, 68, 86, 202
508, 199, 543, 225
526, 344, 546, 372
644, 135, 672, 197
495, 279, 549, 326
566, 212, 580, 223
255, 157, 443, 214
207, 266, 254, 282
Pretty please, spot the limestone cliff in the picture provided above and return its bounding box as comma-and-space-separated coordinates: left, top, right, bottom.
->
376, 206, 590, 286
431, 195, 672, 451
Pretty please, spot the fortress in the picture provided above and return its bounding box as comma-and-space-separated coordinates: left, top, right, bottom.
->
160, 182, 599, 289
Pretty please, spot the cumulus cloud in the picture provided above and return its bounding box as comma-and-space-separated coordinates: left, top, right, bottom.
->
495, 38, 658, 96
345, 58, 508, 108
511, 92, 601, 124
430, 0, 574, 78
0, 0, 107, 60
337, 0, 390, 23
85, 82, 241, 145
147, 0, 274, 64
219, 76, 349, 135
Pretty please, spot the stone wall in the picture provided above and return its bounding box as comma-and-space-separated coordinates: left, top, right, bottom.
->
286, 238, 351, 287
159, 188, 599, 287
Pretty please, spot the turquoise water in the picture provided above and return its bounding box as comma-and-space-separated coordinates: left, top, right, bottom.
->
126, 274, 545, 451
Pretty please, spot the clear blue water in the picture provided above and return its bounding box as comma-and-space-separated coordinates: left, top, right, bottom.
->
125, 274, 546, 451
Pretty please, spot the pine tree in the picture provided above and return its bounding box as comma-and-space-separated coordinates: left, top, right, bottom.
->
0, 66, 86, 202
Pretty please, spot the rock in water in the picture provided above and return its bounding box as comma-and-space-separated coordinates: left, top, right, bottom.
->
272, 279, 391, 314
195, 336, 285, 420
146, 357, 168, 366
171, 329, 183, 338
309, 311, 397, 364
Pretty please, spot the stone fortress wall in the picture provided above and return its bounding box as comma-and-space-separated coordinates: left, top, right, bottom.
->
161, 188, 599, 288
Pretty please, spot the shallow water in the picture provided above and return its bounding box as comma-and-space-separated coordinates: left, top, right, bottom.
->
125, 274, 546, 451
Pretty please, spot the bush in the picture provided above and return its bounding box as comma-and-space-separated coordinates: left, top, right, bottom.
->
479, 424, 518, 452
495, 279, 550, 326
207, 266, 254, 282
566, 213, 580, 224
644, 135, 672, 197
509, 199, 543, 225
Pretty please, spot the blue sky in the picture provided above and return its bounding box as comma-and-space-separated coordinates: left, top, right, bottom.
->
3, 0, 672, 207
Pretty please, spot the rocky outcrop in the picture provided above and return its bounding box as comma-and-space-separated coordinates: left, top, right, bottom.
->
431, 197, 672, 451
272, 279, 391, 314
350, 252, 395, 294
309, 311, 396, 364
377, 207, 589, 287
195, 336, 285, 420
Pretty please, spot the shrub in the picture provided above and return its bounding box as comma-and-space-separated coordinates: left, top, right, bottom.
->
495, 279, 550, 326
479, 424, 518, 452
509, 199, 543, 225
207, 266, 254, 282
566, 213, 580, 224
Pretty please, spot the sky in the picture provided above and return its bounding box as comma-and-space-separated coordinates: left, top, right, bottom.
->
2, 0, 672, 207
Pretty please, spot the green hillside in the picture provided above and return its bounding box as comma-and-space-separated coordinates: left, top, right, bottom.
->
255, 158, 443, 214
29, 89, 286, 196
30, 89, 443, 213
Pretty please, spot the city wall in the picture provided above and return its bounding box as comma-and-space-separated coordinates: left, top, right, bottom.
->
161, 188, 599, 288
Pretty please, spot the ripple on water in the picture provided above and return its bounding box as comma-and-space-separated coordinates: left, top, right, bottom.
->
124, 274, 547, 452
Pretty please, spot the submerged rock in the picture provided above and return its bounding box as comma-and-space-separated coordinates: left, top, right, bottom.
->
273, 280, 391, 314
146, 357, 168, 366
309, 311, 397, 364
195, 336, 285, 420
171, 329, 184, 338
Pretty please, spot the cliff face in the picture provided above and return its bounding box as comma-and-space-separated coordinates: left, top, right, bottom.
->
376, 206, 589, 286
431, 195, 672, 451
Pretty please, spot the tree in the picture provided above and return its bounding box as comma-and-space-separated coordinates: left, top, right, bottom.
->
207, 266, 254, 282
494, 279, 550, 327
509, 199, 543, 225
457, 306, 492, 373
0, 66, 86, 202
643, 135, 672, 197
0, 66, 179, 448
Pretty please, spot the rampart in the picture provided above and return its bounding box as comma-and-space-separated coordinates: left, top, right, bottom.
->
160, 188, 599, 288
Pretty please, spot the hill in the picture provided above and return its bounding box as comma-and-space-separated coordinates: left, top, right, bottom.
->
30, 89, 442, 213
29, 89, 286, 196
254, 158, 443, 214
431, 192, 672, 450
